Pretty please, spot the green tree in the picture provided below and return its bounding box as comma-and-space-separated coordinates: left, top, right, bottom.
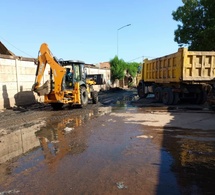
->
172, 0, 215, 50
126, 62, 140, 77
110, 56, 126, 83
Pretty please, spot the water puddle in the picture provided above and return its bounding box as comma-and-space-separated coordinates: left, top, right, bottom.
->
0, 107, 112, 165
1, 92, 215, 194
160, 127, 215, 194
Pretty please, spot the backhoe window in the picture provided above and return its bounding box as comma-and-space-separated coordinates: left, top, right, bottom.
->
73, 64, 81, 81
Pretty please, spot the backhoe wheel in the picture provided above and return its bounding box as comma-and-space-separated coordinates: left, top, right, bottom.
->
91, 91, 98, 104
51, 103, 64, 110
80, 86, 88, 107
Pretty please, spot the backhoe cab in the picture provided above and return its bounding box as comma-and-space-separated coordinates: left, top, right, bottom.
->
32, 43, 98, 110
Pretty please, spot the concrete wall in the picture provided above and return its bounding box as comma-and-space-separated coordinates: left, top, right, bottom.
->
0, 55, 111, 110
0, 55, 42, 109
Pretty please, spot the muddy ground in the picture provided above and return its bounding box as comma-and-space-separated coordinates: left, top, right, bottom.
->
0, 88, 215, 195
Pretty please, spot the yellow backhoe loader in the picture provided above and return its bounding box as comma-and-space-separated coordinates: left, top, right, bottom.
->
32, 43, 98, 109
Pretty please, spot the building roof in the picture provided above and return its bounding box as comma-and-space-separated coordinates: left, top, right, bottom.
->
99, 62, 110, 69
0, 41, 15, 56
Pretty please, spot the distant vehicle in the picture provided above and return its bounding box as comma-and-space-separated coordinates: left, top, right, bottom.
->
137, 48, 215, 105
32, 43, 98, 109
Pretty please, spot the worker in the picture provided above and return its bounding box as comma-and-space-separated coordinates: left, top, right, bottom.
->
66, 68, 73, 81
65, 68, 73, 88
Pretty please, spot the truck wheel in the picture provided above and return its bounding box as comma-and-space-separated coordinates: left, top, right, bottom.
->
162, 88, 174, 105
173, 92, 180, 105
80, 86, 88, 107
91, 91, 98, 104
137, 83, 147, 98
195, 90, 207, 104
51, 103, 64, 110
154, 87, 162, 102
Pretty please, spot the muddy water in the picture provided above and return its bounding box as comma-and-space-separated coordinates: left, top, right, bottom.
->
0, 97, 215, 194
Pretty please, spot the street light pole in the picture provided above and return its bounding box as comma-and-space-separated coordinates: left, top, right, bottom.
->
117, 24, 131, 58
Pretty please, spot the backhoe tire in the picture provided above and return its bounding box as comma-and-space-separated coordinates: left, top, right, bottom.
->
80, 86, 88, 107
91, 91, 98, 104
51, 103, 64, 110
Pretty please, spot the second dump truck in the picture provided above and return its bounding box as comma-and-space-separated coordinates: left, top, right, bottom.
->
137, 48, 215, 105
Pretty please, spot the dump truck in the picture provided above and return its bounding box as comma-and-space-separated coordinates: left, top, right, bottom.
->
137, 48, 215, 105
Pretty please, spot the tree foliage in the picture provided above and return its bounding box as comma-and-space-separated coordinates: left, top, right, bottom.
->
110, 56, 126, 82
110, 57, 140, 83
172, 0, 215, 50
126, 62, 140, 77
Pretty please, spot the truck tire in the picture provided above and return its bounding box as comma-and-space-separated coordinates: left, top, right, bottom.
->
154, 87, 162, 102
80, 86, 88, 107
91, 91, 98, 104
162, 87, 174, 105
173, 92, 180, 105
137, 83, 147, 98
195, 90, 207, 104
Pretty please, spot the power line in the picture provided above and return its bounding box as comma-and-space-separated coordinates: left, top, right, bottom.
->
0, 35, 34, 58
129, 56, 144, 62
129, 55, 155, 62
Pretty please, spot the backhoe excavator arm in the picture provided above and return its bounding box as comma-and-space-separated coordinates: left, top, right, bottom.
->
32, 43, 66, 100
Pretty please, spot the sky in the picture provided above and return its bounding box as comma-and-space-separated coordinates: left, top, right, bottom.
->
0, 0, 183, 64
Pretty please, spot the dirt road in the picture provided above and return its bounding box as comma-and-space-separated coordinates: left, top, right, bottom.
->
0, 88, 215, 194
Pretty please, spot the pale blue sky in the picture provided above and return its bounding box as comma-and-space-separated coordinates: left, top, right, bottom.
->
0, 0, 183, 64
